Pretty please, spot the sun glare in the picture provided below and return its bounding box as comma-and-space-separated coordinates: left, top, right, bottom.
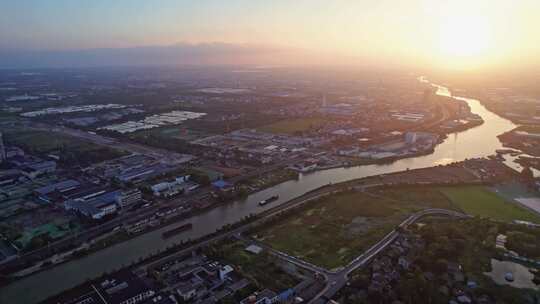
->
438, 15, 492, 60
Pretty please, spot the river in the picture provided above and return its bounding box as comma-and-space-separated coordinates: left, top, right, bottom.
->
0, 79, 521, 303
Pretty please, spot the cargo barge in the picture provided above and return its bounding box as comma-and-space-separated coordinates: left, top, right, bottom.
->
258, 195, 279, 206
161, 223, 193, 238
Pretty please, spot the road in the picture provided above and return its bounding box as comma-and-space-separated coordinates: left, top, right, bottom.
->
0, 121, 299, 271
137, 189, 468, 304
309, 208, 470, 304
25, 121, 194, 163
4, 162, 469, 302
238, 208, 469, 304
138, 184, 340, 272
0, 156, 298, 271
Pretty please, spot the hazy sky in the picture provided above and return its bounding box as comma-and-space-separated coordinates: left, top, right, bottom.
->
1, 0, 540, 69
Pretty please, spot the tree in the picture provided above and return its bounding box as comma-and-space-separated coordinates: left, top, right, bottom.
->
434, 258, 448, 274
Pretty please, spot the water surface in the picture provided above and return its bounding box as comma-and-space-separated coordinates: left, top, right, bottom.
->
0, 80, 521, 303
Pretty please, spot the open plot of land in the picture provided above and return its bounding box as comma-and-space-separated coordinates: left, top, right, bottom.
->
253, 185, 540, 270
130, 126, 209, 142
5, 130, 73, 152
439, 186, 540, 223
257, 117, 326, 135
4, 129, 127, 166
207, 241, 300, 291
252, 187, 457, 269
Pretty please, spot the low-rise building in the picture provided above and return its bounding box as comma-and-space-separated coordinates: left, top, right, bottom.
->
289, 161, 318, 173
5, 146, 25, 159
240, 289, 278, 304
34, 179, 81, 202
119, 188, 143, 208
21, 160, 56, 179
151, 175, 191, 198
65, 190, 122, 220
212, 180, 234, 192
45, 270, 156, 304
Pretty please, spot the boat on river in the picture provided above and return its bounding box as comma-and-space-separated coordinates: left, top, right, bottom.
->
161, 223, 193, 239
259, 195, 279, 206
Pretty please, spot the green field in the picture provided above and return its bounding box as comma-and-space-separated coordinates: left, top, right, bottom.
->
252, 185, 540, 269
439, 186, 540, 223
205, 241, 300, 291
130, 126, 208, 142
6, 130, 70, 152
252, 188, 456, 269
257, 117, 326, 135
4, 130, 127, 166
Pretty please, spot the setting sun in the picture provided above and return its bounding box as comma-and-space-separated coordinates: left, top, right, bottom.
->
438, 15, 494, 69
437, 15, 493, 68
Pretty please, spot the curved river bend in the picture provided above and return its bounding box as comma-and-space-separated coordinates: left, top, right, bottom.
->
0, 80, 521, 303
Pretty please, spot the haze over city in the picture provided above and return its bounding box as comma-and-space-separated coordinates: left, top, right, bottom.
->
0, 1, 540, 304
2, 0, 540, 70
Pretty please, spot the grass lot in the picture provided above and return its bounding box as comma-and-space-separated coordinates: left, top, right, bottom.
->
207, 241, 300, 291
4, 130, 126, 166
253, 185, 540, 269
252, 188, 456, 269
257, 117, 326, 135
6, 130, 93, 153
130, 126, 208, 142
439, 186, 540, 223
0, 111, 19, 122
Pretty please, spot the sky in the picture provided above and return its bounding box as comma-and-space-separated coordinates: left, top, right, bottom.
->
1, 0, 540, 69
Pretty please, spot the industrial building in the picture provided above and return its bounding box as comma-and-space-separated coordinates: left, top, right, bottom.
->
64, 190, 122, 220
118, 188, 143, 208
21, 161, 57, 179
43, 270, 158, 304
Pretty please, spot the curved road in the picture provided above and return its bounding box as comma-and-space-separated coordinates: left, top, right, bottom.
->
238, 208, 469, 304
308, 208, 470, 304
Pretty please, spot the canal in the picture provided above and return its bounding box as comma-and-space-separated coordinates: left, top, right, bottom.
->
0, 79, 520, 303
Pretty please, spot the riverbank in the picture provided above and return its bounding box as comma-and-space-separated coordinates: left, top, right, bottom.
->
0, 80, 487, 280
0, 78, 525, 304
41, 159, 537, 304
